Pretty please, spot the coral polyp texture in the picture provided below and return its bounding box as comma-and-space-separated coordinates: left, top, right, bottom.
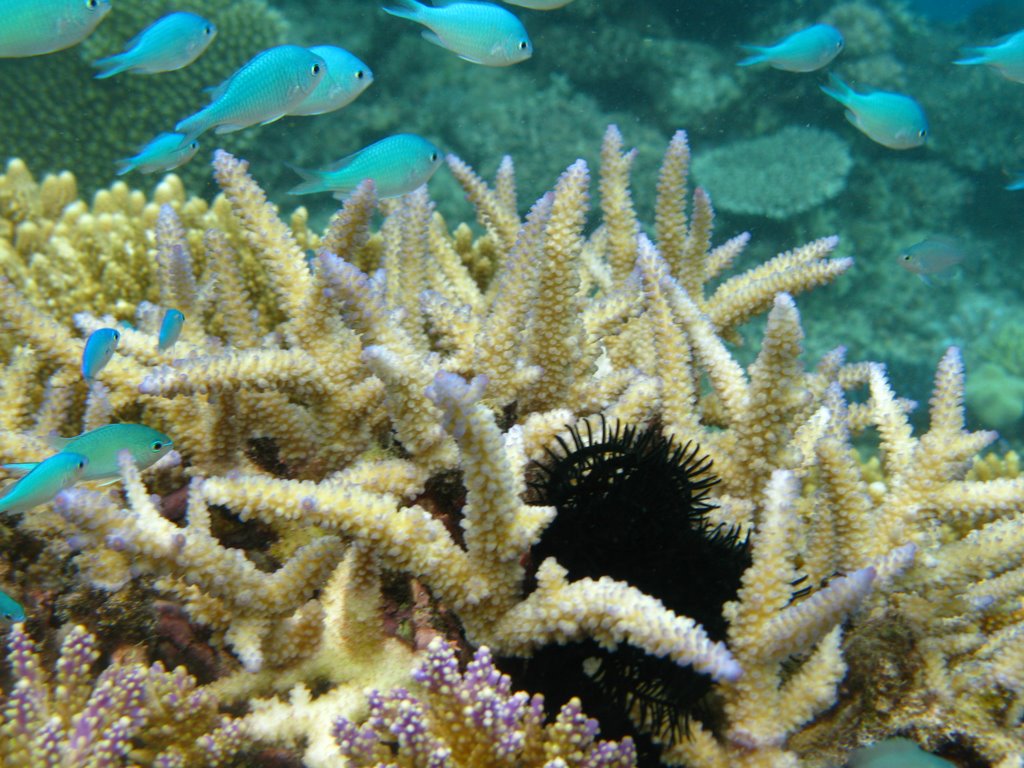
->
0, 125, 1021, 767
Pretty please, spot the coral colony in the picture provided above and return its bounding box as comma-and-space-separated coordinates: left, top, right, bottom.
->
0, 125, 1022, 768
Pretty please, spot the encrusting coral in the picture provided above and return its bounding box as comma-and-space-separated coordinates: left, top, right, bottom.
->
0, 125, 1022, 767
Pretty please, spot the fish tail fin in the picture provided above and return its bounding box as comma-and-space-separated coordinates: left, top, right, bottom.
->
114, 158, 134, 176
819, 72, 852, 104
92, 52, 133, 79
174, 110, 210, 143
954, 48, 989, 66
737, 45, 766, 67
287, 164, 330, 196
382, 0, 426, 22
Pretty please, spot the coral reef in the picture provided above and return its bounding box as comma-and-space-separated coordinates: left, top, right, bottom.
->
0, 124, 1021, 768
692, 127, 851, 219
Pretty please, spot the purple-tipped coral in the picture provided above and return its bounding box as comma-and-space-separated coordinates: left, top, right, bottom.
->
333, 637, 637, 767
0, 623, 243, 767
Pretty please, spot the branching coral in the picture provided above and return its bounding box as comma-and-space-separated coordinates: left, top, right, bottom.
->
0, 124, 1021, 767
0, 623, 242, 767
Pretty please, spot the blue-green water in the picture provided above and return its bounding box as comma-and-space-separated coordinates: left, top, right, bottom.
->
2, 0, 1024, 443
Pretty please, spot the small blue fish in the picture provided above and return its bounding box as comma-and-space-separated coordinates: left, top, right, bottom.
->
0, 0, 111, 58
897, 236, 965, 278
288, 46, 373, 116
383, 0, 532, 66
81, 327, 120, 382
0, 589, 25, 623
820, 74, 928, 150
1007, 173, 1024, 191
956, 29, 1024, 84
739, 24, 844, 72
289, 134, 443, 200
158, 308, 184, 351
175, 45, 327, 141
850, 738, 954, 768
2, 424, 174, 483
116, 133, 199, 176
500, 0, 574, 7
0, 452, 88, 515
93, 12, 217, 79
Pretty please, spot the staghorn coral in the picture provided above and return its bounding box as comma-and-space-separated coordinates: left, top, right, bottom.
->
333, 636, 637, 767
0, 125, 1020, 767
0, 623, 243, 767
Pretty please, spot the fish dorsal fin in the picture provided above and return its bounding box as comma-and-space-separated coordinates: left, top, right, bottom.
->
322, 149, 365, 173
1, 463, 36, 476
45, 435, 74, 451
204, 77, 232, 102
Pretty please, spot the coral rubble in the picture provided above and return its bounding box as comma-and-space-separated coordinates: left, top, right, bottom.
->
0, 125, 1021, 766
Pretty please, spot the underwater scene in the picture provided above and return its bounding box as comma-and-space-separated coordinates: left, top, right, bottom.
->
1, 0, 1024, 765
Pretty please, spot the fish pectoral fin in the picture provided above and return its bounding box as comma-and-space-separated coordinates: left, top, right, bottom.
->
1, 463, 36, 476
420, 30, 448, 50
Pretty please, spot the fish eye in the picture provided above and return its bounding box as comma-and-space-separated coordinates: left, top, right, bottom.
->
918, 129, 927, 137
430, 152, 438, 161
190, 141, 199, 149
518, 40, 529, 50
205, 25, 215, 35
901, 254, 911, 261
77, 460, 86, 469
311, 63, 321, 75
151, 441, 164, 451
85, 0, 98, 7
112, 330, 120, 340
355, 70, 364, 79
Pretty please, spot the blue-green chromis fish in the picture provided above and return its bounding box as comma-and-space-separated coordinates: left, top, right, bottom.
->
383, 0, 532, 66
288, 46, 373, 116
820, 74, 927, 150
116, 132, 199, 176
897, 236, 965, 277
3, 424, 173, 482
739, 24, 844, 72
0, 589, 24, 622
956, 29, 1024, 84
93, 12, 217, 79
0, 452, 88, 515
500, 0, 574, 8
849, 737, 954, 768
289, 133, 443, 200
81, 327, 120, 381
0, 0, 111, 58
158, 308, 184, 351
175, 45, 327, 141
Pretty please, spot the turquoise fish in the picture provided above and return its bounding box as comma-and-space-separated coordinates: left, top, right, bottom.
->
955, 29, 1024, 84
0, 589, 25, 622
81, 327, 120, 382
116, 132, 199, 176
2, 423, 173, 483
289, 133, 443, 200
0, 452, 88, 515
499, 0, 574, 8
93, 12, 217, 79
288, 46, 373, 116
1007, 173, 1024, 191
383, 0, 532, 66
739, 24, 844, 72
158, 308, 184, 351
820, 73, 928, 149
897, 236, 964, 277
175, 45, 326, 141
0, 0, 111, 58
849, 738, 954, 767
